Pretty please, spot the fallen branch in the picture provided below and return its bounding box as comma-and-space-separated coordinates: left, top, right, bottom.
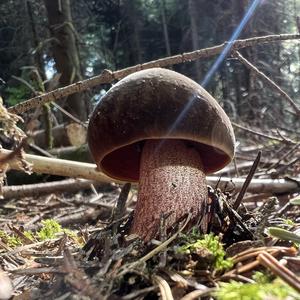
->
2, 178, 110, 199
1, 149, 299, 195
0, 148, 113, 183
209, 176, 299, 194
8, 34, 300, 115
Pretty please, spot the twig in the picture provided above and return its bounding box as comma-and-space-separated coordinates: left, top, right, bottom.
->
0, 238, 60, 257
222, 249, 282, 278
233, 151, 261, 210
233, 51, 300, 115
112, 183, 131, 234
28, 143, 54, 157
266, 142, 300, 172
180, 288, 216, 300
138, 215, 191, 265
8, 34, 300, 115
9, 267, 64, 275
122, 287, 157, 300
257, 251, 300, 293
51, 102, 86, 126
278, 156, 300, 173
152, 275, 174, 300
54, 208, 107, 227
232, 246, 296, 264
232, 122, 297, 144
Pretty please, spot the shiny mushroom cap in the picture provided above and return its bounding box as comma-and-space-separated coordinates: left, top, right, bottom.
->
88, 68, 235, 182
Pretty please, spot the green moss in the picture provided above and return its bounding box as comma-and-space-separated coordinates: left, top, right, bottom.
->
284, 219, 295, 226
23, 230, 34, 241
252, 272, 271, 284
215, 279, 300, 300
0, 220, 80, 247
177, 233, 233, 271
5, 85, 31, 106
37, 219, 63, 240
36, 219, 81, 244
0, 230, 22, 247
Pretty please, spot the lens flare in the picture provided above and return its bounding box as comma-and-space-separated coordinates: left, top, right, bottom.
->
164, 0, 262, 139
201, 0, 262, 87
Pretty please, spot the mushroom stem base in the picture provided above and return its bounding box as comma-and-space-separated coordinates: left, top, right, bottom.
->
130, 139, 208, 241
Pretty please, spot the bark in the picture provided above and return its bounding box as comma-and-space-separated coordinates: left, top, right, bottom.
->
44, 0, 87, 120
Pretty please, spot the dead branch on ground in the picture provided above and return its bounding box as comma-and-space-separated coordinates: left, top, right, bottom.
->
1, 148, 299, 194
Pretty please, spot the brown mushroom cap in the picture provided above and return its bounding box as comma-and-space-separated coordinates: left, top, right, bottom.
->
88, 68, 235, 182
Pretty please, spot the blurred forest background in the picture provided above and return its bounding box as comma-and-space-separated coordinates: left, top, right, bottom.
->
0, 0, 300, 182
1, 2, 300, 298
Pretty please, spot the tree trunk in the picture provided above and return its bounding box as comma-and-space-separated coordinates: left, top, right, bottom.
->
159, 0, 171, 56
233, 0, 251, 119
123, 0, 142, 64
44, 0, 87, 121
188, 0, 201, 81
26, 0, 45, 80
32, 123, 87, 149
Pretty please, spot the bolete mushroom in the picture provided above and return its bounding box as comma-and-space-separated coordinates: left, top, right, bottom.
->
88, 68, 235, 241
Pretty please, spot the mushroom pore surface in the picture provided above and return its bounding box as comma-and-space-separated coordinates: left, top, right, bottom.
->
130, 139, 208, 241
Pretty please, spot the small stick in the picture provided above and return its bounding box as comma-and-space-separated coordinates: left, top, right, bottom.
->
180, 288, 216, 300
257, 251, 300, 293
112, 183, 131, 234
233, 151, 261, 210
152, 275, 174, 300
121, 214, 191, 275
233, 51, 300, 115
232, 122, 297, 144
232, 246, 295, 264
266, 142, 300, 172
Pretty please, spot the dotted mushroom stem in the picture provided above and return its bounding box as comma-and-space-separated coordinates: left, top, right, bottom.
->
130, 139, 208, 241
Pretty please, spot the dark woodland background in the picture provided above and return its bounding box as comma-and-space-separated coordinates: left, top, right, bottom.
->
1, 2, 300, 298
0, 0, 299, 173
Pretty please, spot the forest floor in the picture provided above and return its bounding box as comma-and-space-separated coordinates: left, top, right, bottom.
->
1, 138, 300, 300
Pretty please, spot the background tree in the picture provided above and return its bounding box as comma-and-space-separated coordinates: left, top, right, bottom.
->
44, 0, 88, 121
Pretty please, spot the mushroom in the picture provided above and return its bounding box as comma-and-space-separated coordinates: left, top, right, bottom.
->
88, 68, 235, 241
